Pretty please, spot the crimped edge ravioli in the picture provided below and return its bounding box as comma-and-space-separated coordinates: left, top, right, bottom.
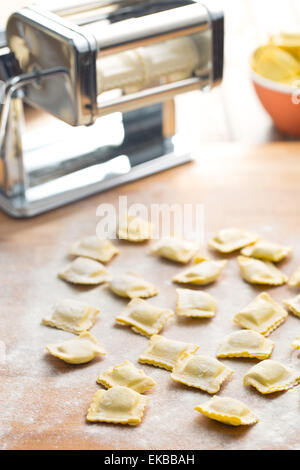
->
243, 360, 300, 394
138, 335, 199, 371
96, 360, 156, 393
237, 256, 288, 286
233, 293, 288, 337
284, 295, 300, 318
217, 331, 274, 360
170, 353, 233, 394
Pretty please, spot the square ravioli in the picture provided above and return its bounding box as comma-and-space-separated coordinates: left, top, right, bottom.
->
118, 213, 152, 242
87, 386, 148, 425
139, 334, 199, 371
42, 299, 100, 334
70, 235, 119, 263
234, 292, 288, 336
109, 271, 158, 299
58, 256, 109, 285
291, 333, 300, 349
237, 256, 288, 286
175, 288, 217, 318
208, 228, 259, 253
288, 266, 300, 286
46, 332, 106, 364
97, 360, 155, 393
284, 294, 300, 318
171, 353, 233, 394
151, 237, 200, 264
195, 396, 258, 426
241, 240, 292, 262
173, 259, 227, 286
115, 298, 174, 337
243, 359, 300, 394
217, 330, 274, 360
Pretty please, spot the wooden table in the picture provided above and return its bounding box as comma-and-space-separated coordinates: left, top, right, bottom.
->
1, 142, 300, 450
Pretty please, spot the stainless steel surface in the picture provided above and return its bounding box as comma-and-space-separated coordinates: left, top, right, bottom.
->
0, 145, 193, 218
52, 0, 122, 17
5, 1, 220, 125
0, 97, 25, 198
0, 1, 223, 217
6, 6, 98, 126
0, 92, 193, 217
87, 3, 209, 52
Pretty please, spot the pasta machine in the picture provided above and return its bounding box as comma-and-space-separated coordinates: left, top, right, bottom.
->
0, 0, 224, 217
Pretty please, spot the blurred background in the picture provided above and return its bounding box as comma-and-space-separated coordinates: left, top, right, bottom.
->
1, 0, 300, 146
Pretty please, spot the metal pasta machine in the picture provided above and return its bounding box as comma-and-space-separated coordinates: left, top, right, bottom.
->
0, 0, 224, 217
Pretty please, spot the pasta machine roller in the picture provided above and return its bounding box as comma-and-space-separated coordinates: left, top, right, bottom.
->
0, 0, 224, 217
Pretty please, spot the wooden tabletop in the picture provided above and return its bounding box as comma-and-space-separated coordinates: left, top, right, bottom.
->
1, 142, 300, 450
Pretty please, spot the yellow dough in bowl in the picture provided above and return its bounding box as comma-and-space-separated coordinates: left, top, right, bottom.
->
46, 332, 106, 364
270, 31, 300, 61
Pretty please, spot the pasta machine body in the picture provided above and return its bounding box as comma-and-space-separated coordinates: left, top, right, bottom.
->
0, 0, 224, 217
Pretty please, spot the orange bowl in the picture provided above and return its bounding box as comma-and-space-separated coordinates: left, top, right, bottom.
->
251, 70, 300, 136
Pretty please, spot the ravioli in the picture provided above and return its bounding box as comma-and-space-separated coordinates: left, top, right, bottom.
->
87, 386, 148, 425
195, 396, 258, 426
243, 359, 300, 394
70, 235, 119, 263
118, 213, 152, 242
139, 334, 199, 371
173, 259, 227, 286
151, 237, 200, 264
208, 228, 259, 253
193, 251, 207, 263
237, 256, 287, 286
288, 266, 300, 287
284, 294, 300, 318
58, 256, 110, 285
46, 331, 106, 364
97, 360, 155, 393
175, 288, 216, 318
234, 292, 288, 336
109, 271, 158, 299
241, 240, 292, 262
115, 298, 173, 337
252, 43, 300, 85
42, 299, 100, 334
171, 353, 233, 394
291, 333, 300, 349
217, 330, 274, 360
